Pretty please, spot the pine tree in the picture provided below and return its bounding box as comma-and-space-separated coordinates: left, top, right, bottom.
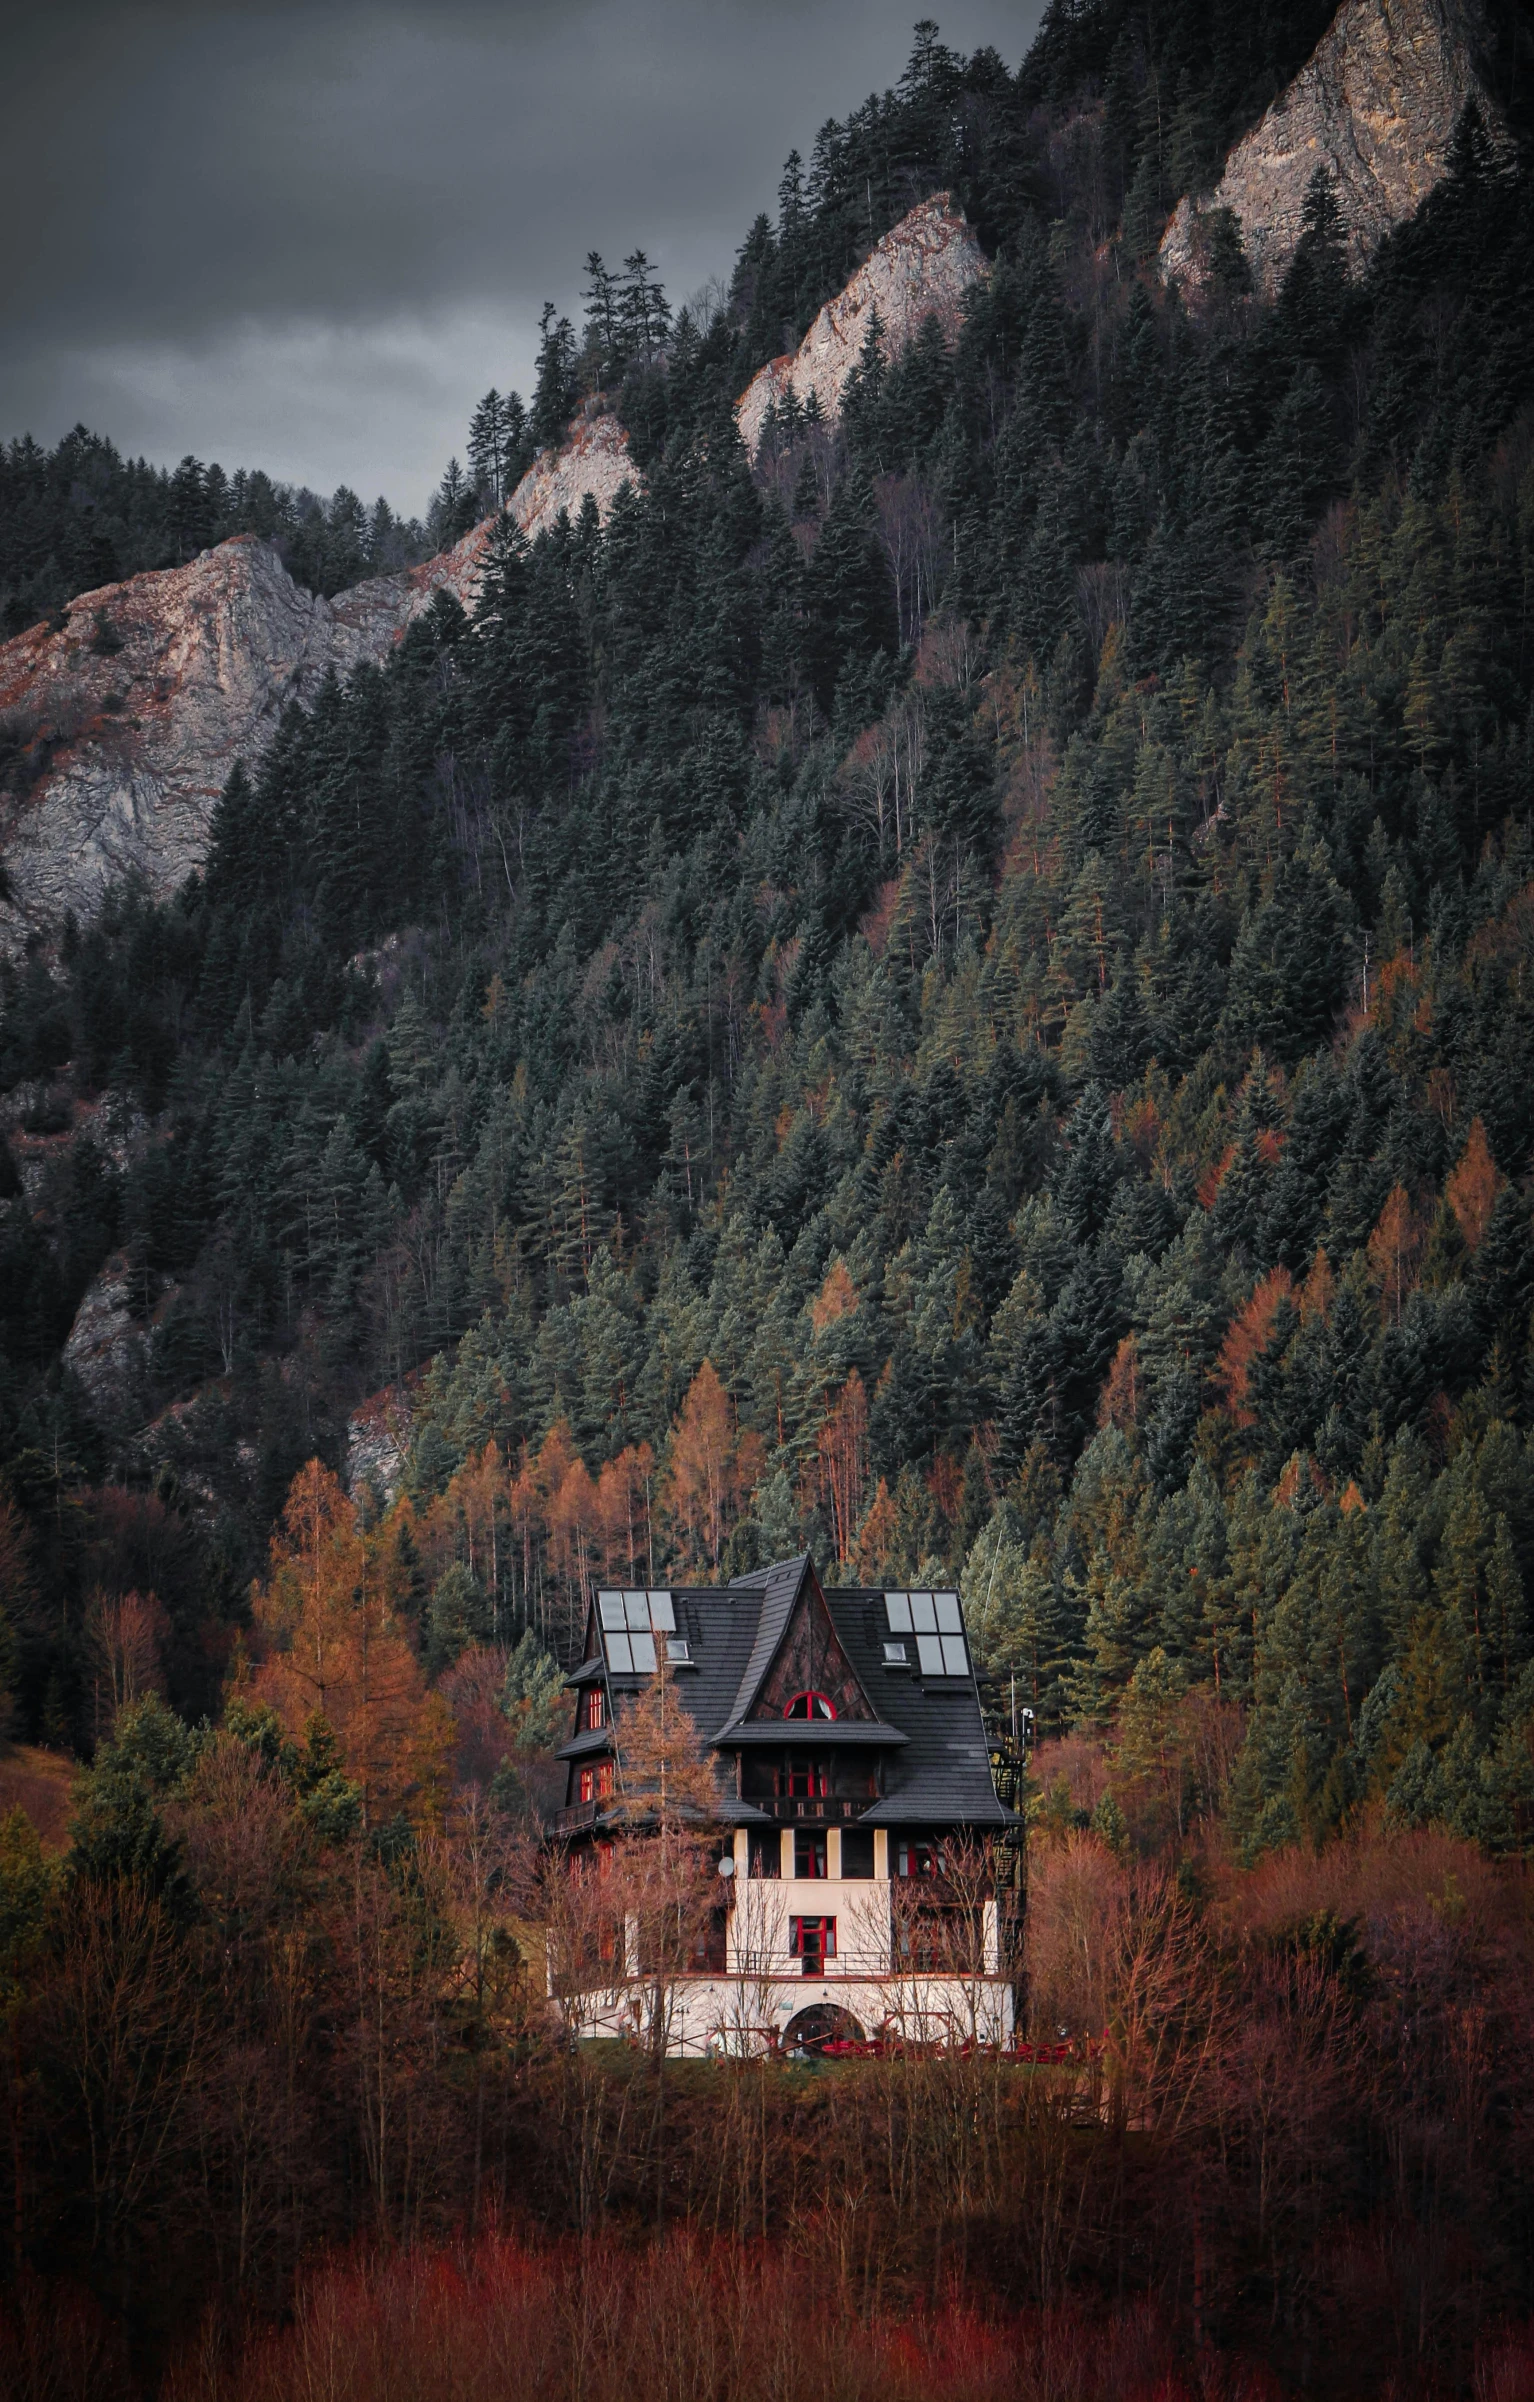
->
841, 308, 888, 464
618, 251, 671, 370
804, 468, 897, 708
467, 390, 512, 506
531, 304, 580, 449
581, 254, 622, 384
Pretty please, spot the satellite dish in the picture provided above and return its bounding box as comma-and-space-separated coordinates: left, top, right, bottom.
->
718, 1855, 736, 1878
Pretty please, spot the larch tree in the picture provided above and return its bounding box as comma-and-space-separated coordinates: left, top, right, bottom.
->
1447, 1118, 1504, 1253
666, 1359, 762, 1573
251, 1460, 430, 1828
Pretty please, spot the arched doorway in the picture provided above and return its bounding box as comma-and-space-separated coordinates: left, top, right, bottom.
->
780, 2003, 865, 2056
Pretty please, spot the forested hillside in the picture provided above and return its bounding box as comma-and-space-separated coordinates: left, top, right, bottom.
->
3, 4, 1534, 1853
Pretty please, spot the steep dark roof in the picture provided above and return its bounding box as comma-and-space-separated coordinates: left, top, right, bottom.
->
719, 1553, 810, 1729
559, 1726, 612, 1760
560, 1555, 1014, 1829
818, 1583, 1012, 1827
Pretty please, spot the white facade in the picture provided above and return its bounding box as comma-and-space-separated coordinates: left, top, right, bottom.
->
559, 1824, 1016, 2057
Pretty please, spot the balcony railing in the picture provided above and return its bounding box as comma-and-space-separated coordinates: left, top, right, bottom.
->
747, 1796, 869, 1822
551, 1800, 605, 1835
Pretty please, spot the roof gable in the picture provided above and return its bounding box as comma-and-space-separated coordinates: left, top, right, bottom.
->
739, 1558, 877, 1726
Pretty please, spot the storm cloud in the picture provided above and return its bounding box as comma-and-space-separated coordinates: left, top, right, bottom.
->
2, 0, 1041, 514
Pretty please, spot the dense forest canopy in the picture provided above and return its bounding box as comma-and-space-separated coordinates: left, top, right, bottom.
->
1, 6, 1532, 1825
0, 429, 455, 636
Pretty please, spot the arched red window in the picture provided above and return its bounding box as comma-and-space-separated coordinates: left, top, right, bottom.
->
784, 1690, 837, 1721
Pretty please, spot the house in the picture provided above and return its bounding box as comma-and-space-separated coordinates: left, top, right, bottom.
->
553, 1552, 1021, 2055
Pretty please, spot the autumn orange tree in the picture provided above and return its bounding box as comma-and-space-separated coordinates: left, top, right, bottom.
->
665, 1360, 762, 1574
815, 1370, 870, 1567
610, 1655, 721, 2058
1446, 1117, 1504, 1252
250, 1460, 431, 1828
1367, 1185, 1426, 1323
613, 1653, 720, 1847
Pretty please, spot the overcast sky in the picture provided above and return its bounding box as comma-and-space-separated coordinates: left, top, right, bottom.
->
2, 0, 1043, 517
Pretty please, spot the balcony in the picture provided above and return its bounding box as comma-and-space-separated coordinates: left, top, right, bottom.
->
550, 1800, 605, 1835
750, 1795, 867, 1822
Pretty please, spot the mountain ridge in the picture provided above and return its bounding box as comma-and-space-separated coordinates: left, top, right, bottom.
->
2, 0, 1519, 945
0, 414, 637, 942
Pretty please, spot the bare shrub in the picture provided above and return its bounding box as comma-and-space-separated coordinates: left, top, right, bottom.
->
84, 1586, 168, 1737
1023, 1830, 1128, 2039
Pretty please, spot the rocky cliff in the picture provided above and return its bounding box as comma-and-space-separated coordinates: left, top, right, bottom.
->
509, 409, 636, 538
0, 415, 636, 943
735, 193, 987, 457
1, 187, 987, 940
1159, 0, 1498, 295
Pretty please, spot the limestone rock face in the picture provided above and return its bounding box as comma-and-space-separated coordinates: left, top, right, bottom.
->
0, 536, 467, 939
736, 193, 987, 457
0, 416, 637, 942
509, 410, 637, 540
60, 1252, 154, 1428
1159, 0, 1498, 296
344, 1384, 415, 1504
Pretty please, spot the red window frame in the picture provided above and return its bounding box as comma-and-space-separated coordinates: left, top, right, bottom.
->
896, 1838, 943, 1878
582, 1685, 604, 1730
783, 1757, 828, 1799
789, 1915, 836, 1974
784, 1690, 837, 1720
578, 1762, 614, 1804
794, 1829, 827, 1879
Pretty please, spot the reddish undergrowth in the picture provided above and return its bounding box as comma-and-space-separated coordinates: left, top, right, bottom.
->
155, 2230, 1276, 2402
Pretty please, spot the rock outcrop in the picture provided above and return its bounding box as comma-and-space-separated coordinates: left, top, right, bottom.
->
60, 1252, 154, 1427
0, 415, 637, 943
344, 1384, 415, 1504
510, 410, 637, 539
736, 193, 987, 457
1159, 0, 1499, 296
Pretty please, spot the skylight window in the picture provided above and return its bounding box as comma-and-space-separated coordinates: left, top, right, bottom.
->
884, 1591, 968, 1677
596, 1589, 677, 1672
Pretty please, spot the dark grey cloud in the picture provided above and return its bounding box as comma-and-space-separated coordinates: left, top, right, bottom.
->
1, 0, 1042, 513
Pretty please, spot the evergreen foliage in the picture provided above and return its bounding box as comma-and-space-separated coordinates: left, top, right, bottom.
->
0, 429, 447, 630
1, 12, 1534, 1866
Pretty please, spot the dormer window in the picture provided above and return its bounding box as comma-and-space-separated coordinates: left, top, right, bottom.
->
582, 1686, 605, 1730
784, 1690, 837, 1721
